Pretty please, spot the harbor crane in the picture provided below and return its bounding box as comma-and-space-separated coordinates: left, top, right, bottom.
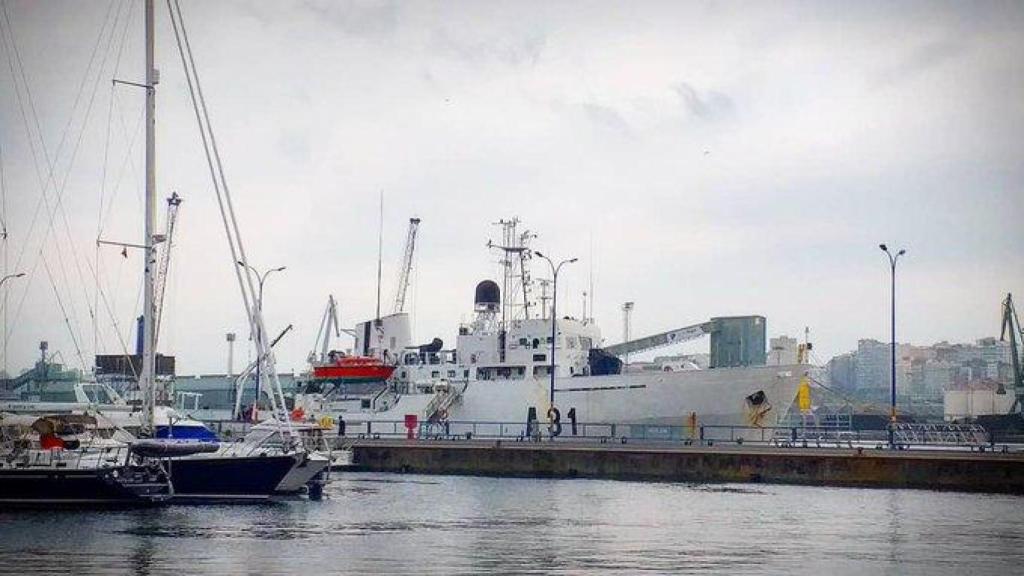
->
392, 217, 421, 314
1002, 293, 1024, 413
152, 192, 182, 347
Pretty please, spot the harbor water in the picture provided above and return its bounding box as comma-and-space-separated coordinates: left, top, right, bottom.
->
1, 472, 1022, 575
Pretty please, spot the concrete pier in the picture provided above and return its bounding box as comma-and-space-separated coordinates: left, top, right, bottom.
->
346, 439, 1024, 494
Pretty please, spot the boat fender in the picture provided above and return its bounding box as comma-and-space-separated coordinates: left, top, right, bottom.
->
547, 407, 562, 437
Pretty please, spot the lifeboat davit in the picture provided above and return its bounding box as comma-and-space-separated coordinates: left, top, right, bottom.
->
311, 355, 396, 383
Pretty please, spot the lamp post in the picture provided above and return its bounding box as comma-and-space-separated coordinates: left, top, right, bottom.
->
0, 272, 25, 289
236, 261, 285, 420
1, 273, 25, 377
879, 244, 905, 448
533, 252, 577, 409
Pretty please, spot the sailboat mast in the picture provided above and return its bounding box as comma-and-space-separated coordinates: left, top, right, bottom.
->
141, 0, 157, 433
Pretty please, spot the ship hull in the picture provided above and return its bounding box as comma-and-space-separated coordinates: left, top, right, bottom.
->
162, 454, 298, 502
0, 467, 166, 507
341, 364, 806, 441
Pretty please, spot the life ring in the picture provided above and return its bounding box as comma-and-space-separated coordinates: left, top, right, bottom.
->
290, 407, 305, 421
318, 415, 335, 429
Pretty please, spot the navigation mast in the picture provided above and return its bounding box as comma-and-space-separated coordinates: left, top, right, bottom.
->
140, 0, 158, 434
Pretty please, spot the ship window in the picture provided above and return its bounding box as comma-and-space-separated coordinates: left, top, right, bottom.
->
519, 338, 528, 346
431, 371, 440, 378
448, 370, 456, 378
532, 338, 540, 349
83, 385, 113, 404
533, 354, 547, 362
546, 337, 553, 344
463, 369, 470, 378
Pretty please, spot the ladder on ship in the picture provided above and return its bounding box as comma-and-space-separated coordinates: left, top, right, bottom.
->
424, 381, 466, 423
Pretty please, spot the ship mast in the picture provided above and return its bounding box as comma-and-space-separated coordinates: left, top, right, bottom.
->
139, 0, 158, 434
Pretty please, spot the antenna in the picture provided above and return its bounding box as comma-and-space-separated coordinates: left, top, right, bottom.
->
622, 302, 634, 370
375, 191, 384, 323
589, 232, 594, 323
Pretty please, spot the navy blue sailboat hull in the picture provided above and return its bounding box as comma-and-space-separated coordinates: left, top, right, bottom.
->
0, 467, 167, 507
164, 454, 296, 501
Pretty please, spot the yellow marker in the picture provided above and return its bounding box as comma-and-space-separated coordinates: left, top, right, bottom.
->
798, 375, 812, 413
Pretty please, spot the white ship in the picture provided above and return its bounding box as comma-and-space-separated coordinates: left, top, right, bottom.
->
296, 219, 806, 440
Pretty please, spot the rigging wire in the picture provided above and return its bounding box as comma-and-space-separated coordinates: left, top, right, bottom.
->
40, 254, 87, 372
1, 128, 7, 376
0, 0, 122, 359
168, 0, 291, 425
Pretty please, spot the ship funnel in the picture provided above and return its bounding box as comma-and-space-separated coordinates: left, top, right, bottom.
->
474, 280, 500, 313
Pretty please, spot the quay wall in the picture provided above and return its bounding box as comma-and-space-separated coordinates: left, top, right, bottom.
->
347, 440, 1024, 494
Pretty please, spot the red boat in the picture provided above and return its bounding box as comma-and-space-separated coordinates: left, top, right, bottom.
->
311, 354, 395, 383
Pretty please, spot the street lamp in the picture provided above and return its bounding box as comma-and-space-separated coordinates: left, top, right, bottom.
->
0, 272, 25, 289
236, 261, 285, 420
533, 251, 577, 412
1, 273, 25, 377
879, 244, 906, 448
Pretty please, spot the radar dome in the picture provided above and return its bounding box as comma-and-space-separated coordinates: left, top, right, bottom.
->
474, 280, 500, 313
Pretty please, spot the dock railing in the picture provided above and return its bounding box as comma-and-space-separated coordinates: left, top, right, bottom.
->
226, 419, 1018, 452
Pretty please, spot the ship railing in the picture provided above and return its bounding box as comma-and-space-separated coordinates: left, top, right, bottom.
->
319, 419, 1015, 451
0, 443, 131, 471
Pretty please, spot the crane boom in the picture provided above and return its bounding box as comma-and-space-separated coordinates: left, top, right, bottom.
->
152, 192, 182, 347
392, 217, 421, 314
603, 321, 712, 358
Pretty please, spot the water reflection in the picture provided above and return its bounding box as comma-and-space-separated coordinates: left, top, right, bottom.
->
1, 473, 1023, 575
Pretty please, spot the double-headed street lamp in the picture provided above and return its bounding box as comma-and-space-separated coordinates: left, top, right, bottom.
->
533, 252, 577, 411
879, 244, 906, 448
1, 273, 25, 377
236, 261, 285, 420
0, 272, 25, 289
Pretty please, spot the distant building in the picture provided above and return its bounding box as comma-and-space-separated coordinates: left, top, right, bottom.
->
768, 336, 799, 366
829, 336, 1016, 406
854, 339, 899, 400
827, 352, 857, 393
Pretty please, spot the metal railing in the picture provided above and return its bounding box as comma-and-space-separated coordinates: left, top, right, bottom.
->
312, 418, 1020, 452
0, 443, 131, 470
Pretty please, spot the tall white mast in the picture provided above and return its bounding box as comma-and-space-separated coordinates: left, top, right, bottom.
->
140, 0, 158, 434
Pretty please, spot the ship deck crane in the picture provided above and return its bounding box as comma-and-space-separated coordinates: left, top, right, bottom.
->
310, 295, 341, 364
603, 321, 712, 358
392, 217, 421, 314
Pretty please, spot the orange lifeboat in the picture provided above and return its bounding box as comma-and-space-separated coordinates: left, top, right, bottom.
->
311, 355, 396, 383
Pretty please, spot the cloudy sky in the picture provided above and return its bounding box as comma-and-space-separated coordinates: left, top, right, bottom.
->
1, 0, 1022, 376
